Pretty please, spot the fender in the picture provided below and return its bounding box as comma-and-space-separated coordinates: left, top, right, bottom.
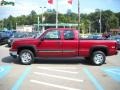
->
90, 45, 108, 56
17, 45, 37, 56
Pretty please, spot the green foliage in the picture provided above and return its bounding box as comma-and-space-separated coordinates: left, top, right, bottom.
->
0, 9, 120, 33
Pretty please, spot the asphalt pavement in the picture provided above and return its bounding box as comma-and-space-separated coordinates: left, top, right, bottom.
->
0, 45, 120, 90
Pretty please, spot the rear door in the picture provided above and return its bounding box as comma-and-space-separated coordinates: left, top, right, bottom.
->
37, 30, 62, 57
62, 30, 79, 57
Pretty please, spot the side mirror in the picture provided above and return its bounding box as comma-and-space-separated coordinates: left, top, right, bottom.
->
40, 37, 44, 41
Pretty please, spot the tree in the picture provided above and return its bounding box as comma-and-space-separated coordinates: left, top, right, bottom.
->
0, 9, 119, 32
29, 10, 37, 25
115, 12, 120, 27
102, 10, 119, 32
5, 15, 15, 30
80, 14, 90, 33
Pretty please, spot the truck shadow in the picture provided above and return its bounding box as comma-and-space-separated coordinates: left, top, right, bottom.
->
2, 56, 92, 66
2, 56, 20, 64
35, 58, 92, 65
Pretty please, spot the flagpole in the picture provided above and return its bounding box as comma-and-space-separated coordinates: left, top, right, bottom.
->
56, 0, 58, 28
78, 0, 80, 30
100, 9, 102, 34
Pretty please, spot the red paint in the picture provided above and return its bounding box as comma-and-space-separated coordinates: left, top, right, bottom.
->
10, 28, 118, 58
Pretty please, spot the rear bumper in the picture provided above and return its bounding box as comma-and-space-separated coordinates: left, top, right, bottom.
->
9, 50, 18, 58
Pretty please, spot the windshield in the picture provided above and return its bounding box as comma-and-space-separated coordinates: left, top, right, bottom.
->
35, 32, 43, 38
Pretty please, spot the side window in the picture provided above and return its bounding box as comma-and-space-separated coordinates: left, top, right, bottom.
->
64, 30, 74, 40
44, 30, 60, 40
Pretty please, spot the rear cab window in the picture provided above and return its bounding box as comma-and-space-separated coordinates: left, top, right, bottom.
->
64, 30, 75, 40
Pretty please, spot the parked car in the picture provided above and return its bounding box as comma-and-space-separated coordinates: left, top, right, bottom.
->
87, 34, 105, 40
108, 36, 120, 49
7, 32, 28, 47
10, 28, 118, 65
0, 32, 9, 45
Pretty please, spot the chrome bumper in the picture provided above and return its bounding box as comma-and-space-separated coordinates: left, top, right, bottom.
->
9, 51, 18, 58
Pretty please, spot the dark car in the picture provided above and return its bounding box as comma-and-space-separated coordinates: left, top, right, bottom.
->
108, 36, 120, 50
7, 32, 28, 47
0, 32, 9, 45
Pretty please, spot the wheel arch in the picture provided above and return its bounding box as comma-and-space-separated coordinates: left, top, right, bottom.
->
17, 45, 37, 57
90, 45, 108, 56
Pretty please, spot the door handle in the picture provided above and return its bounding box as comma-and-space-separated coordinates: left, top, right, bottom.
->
57, 42, 62, 45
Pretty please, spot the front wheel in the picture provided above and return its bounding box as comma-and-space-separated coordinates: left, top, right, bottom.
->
91, 51, 106, 66
19, 49, 34, 65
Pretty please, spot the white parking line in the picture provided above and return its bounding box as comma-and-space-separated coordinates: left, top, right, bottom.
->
34, 72, 83, 82
0, 68, 4, 72
106, 70, 120, 75
30, 80, 81, 90
37, 67, 78, 74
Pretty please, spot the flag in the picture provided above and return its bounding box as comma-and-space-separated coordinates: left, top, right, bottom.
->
68, 0, 72, 5
48, 0, 53, 4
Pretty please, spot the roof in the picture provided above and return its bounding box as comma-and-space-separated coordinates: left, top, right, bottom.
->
46, 28, 77, 31
110, 29, 120, 32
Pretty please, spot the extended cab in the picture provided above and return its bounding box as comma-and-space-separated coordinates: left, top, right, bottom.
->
9, 28, 118, 65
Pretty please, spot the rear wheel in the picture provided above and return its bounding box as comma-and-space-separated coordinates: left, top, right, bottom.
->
19, 49, 34, 65
91, 51, 105, 66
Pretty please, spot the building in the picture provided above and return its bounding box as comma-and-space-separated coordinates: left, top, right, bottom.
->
16, 25, 34, 32
110, 29, 120, 35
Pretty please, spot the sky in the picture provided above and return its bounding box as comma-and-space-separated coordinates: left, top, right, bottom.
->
0, 0, 120, 20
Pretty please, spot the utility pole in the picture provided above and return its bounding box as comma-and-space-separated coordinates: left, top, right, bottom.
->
40, 6, 46, 32
1, 20, 4, 30
99, 9, 102, 34
16, 22, 17, 30
78, 0, 80, 30
37, 16, 39, 31
89, 21, 91, 34
56, 0, 58, 28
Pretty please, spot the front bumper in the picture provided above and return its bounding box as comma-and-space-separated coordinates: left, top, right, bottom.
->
9, 51, 18, 58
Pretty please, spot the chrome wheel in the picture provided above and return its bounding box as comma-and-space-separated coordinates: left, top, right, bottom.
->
94, 54, 104, 65
21, 52, 32, 63
19, 50, 34, 65
92, 51, 105, 65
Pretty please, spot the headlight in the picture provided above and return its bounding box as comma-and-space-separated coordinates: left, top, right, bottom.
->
8, 39, 11, 42
11, 40, 15, 46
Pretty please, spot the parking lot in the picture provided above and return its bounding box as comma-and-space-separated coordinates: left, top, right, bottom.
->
0, 45, 120, 90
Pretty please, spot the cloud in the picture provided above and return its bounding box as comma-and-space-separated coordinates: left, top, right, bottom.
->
82, 8, 95, 14
0, 0, 43, 18
106, 0, 113, 3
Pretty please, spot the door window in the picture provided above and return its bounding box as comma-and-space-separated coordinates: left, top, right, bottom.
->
44, 30, 60, 40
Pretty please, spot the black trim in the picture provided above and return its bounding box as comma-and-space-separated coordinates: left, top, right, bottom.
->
17, 45, 37, 56
90, 45, 108, 56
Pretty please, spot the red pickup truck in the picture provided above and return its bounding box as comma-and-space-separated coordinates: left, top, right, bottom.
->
9, 28, 118, 65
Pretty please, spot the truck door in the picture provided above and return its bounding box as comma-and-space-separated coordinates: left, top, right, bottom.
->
37, 30, 62, 57
62, 30, 79, 57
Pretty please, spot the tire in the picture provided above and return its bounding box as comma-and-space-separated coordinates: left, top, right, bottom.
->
85, 57, 90, 60
19, 49, 34, 65
91, 51, 105, 66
